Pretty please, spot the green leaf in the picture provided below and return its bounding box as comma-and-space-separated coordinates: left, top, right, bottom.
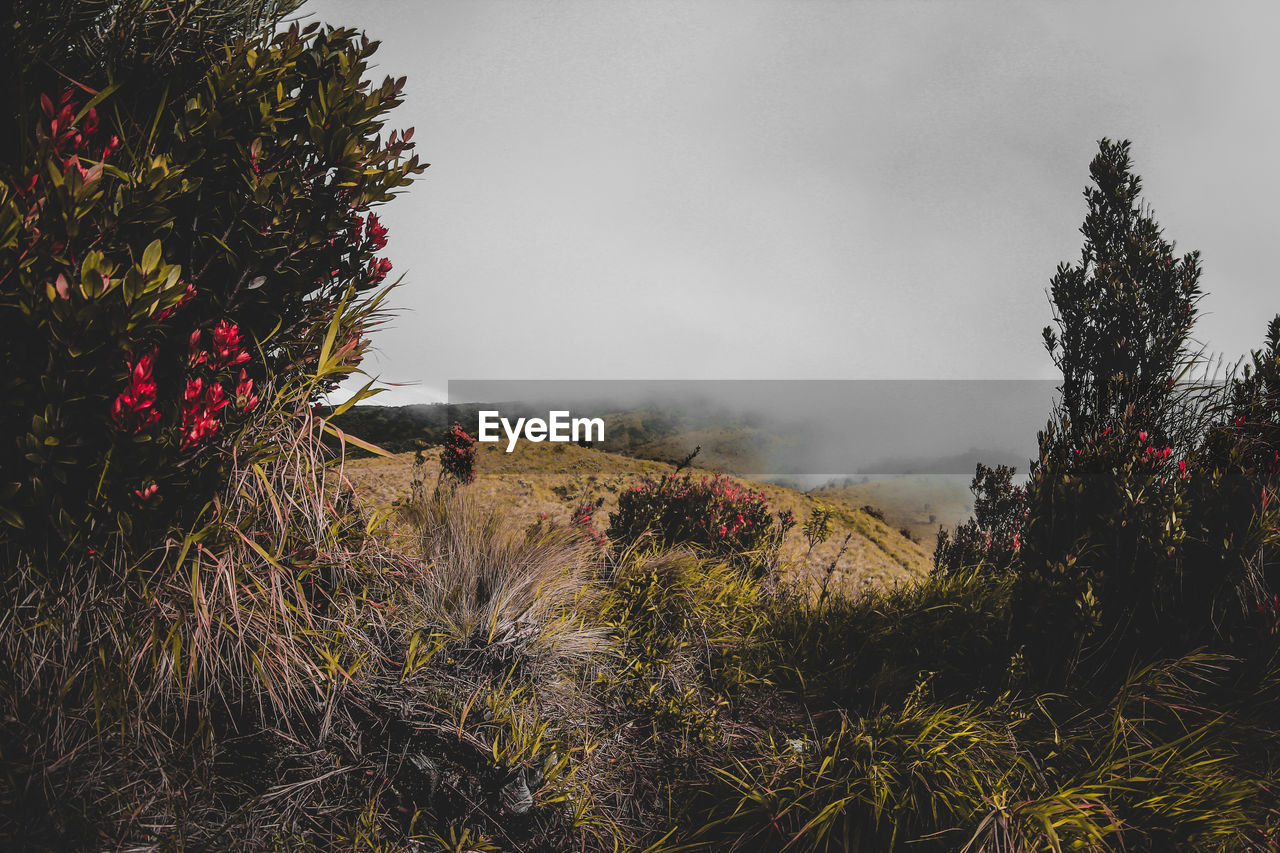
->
141, 239, 162, 274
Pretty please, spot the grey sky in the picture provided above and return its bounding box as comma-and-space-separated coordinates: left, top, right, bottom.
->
301, 1, 1280, 406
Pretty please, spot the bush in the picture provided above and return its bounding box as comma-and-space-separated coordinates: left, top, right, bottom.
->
751, 567, 1017, 710
608, 473, 790, 574
0, 19, 424, 555
440, 422, 477, 485
1008, 140, 1279, 680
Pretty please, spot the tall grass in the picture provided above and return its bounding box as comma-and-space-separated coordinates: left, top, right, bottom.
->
400, 489, 608, 677
692, 651, 1280, 852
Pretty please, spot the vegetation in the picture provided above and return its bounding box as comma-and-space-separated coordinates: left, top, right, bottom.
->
608, 472, 794, 575
1, 4, 1278, 851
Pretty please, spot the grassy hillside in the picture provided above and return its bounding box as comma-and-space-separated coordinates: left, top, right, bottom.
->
332, 402, 992, 554
343, 441, 931, 592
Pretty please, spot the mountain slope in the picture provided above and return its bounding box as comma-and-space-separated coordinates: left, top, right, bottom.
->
342, 441, 931, 593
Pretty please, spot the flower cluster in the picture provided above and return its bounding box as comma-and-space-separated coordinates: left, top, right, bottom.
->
109, 321, 260, 452
180, 377, 229, 449
179, 321, 258, 449
365, 213, 388, 250
234, 369, 260, 412
211, 319, 252, 368
111, 351, 161, 432
38, 90, 120, 181
440, 423, 476, 484
367, 256, 393, 284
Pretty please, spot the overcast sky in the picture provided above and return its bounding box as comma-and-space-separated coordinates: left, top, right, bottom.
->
301, 0, 1280, 406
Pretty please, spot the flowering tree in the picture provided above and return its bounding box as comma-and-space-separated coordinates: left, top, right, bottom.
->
1, 20, 425, 555
1012, 141, 1278, 677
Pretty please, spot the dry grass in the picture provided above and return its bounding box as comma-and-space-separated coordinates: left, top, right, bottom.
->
344, 441, 932, 592
398, 487, 609, 677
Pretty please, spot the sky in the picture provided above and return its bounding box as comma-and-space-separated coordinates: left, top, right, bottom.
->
300, 0, 1280, 406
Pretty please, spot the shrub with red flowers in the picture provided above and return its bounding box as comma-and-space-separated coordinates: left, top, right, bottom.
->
0, 24, 425, 552
1003, 141, 1280, 680
609, 472, 787, 573
439, 423, 477, 486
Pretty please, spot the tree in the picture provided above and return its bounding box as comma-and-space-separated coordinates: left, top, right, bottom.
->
1043, 138, 1203, 447
1015, 141, 1277, 681
933, 463, 1025, 577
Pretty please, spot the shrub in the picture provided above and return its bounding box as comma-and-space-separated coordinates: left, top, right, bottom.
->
1, 19, 424, 555
401, 490, 606, 679
440, 422, 477, 485
1011, 140, 1278, 679
751, 567, 1017, 710
608, 473, 787, 574
0, 7, 433, 848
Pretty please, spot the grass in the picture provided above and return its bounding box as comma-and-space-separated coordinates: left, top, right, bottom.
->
3, 416, 1277, 850
344, 440, 932, 593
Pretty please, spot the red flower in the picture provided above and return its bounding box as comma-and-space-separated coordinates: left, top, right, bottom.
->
367, 257, 393, 283
187, 329, 207, 367
211, 319, 250, 366
111, 350, 161, 432
205, 382, 229, 415
365, 213, 388, 250
179, 380, 231, 449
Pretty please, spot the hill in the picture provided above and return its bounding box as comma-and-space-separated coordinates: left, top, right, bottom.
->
342, 440, 931, 593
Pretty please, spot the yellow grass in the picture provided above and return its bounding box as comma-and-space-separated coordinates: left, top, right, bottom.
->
342, 441, 931, 595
